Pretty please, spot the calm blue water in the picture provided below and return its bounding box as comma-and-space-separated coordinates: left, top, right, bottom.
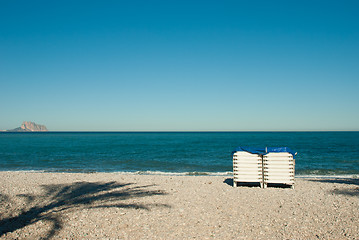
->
0, 132, 358, 175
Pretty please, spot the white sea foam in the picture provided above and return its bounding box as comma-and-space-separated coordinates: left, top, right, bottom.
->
111, 171, 233, 176
296, 174, 359, 179
0, 170, 232, 176
0, 170, 357, 179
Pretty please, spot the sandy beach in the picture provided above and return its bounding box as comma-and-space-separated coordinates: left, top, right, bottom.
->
0, 172, 358, 239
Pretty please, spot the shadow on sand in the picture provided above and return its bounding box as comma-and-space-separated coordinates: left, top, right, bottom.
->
223, 178, 261, 188
223, 178, 292, 188
309, 178, 359, 197
0, 181, 169, 239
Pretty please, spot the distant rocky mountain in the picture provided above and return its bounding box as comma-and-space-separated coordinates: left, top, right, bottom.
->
7, 121, 48, 132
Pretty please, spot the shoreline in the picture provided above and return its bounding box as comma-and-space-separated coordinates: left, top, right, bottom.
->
1, 171, 358, 239
0, 170, 358, 179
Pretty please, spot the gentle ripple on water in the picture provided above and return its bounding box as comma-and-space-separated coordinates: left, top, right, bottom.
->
0, 132, 358, 175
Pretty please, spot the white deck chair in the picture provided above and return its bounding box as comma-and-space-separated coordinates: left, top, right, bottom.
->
263, 152, 295, 188
233, 151, 263, 188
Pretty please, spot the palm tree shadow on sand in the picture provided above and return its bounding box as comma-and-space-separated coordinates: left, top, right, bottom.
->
0, 181, 170, 239
308, 178, 359, 197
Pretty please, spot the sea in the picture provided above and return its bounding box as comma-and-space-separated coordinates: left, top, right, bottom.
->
0, 132, 358, 176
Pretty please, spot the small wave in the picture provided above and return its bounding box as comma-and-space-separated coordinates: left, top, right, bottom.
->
119, 171, 233, 176
0, 170, 358, 179
0, 169, 232, 176
296, 174, 359, 179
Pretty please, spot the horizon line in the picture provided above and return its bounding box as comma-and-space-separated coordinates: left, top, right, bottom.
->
1, 130, 359, 133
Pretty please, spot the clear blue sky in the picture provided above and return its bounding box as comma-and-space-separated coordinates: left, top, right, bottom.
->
1, 0, 358, 131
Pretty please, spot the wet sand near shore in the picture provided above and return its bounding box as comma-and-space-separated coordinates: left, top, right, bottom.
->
0, 172, 358, 239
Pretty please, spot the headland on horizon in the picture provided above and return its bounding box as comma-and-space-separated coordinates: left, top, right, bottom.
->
4, 121, 48, 132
